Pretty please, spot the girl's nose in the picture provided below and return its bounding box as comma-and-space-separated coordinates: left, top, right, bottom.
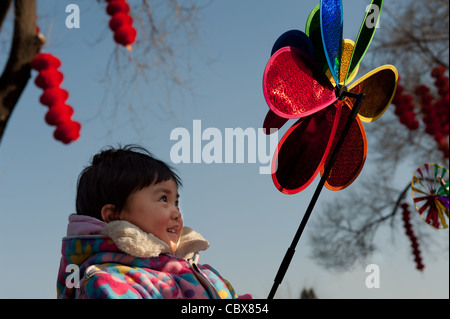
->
172, 205, 182, 220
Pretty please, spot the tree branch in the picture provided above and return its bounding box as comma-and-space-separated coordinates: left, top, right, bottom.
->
0, 0, 45, 145
0, 0, 12, 31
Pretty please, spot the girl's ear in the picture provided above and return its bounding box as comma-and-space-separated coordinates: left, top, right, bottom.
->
101, 204, 118, 223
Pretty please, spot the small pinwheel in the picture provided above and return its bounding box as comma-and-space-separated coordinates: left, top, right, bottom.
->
411, 163, 449, 229
262, 0, 398, 194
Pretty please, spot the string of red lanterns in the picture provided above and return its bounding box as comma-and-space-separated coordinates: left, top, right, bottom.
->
392, 66, 449, 158
392, 78, 420, 131
30, 1, 138, 145
429, 66, 449, 157
105, 0, 137, 50
30, 52, 81, 144
401, 202, 425, 271
29, 1, 139, 145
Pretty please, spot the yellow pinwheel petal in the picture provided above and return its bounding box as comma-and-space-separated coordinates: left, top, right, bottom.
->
348, 64, 398, 122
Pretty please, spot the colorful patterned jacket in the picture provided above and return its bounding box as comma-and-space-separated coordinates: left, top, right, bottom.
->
57, 214, 251, 299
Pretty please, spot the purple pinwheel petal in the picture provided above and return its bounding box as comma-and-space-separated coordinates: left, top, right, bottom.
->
437, 196, 449, 210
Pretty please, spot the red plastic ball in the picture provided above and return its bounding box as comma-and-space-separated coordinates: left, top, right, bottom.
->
45, 104, 74, 126
39, 88, 69, 107
54, 120, 81, 144
114, 25, 137, 46
109, 12, 133, 31
34, 69, 64, 89
106, 1, 130, 16
30, 53, 62, 71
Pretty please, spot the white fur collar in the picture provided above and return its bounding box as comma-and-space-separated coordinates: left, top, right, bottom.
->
101, 220, 209, 259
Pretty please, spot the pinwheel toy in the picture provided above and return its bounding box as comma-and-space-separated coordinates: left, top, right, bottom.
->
411, 163, 449, 229
262, 0, 398, 299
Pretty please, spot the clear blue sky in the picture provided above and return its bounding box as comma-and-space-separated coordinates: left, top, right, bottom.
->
0, 0, 448, 299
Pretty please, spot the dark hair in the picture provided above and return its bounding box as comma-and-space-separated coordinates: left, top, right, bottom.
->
75, 144, 182, 221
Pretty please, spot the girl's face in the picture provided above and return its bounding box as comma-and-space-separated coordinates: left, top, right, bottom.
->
118, 179, 183, 253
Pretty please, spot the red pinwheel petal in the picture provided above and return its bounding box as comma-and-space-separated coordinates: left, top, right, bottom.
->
263, 110, 289, 135
263, 46, 337, 120
321, 99, 367, 191
272, 101, 341, 194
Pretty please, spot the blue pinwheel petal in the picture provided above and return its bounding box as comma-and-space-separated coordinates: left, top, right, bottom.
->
320, 0, 343, 86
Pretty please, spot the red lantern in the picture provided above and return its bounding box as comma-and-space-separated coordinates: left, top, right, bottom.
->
44, 104, 74, 126
54, 120, 81, 144
34, 69, 64, 89
114, 25, 137, 46
39, 88, 69, 107
109, 12, 132, 31
106, 0, 130, 16
30, 53, 61, 71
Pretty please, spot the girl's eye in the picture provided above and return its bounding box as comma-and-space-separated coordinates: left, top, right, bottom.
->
159, 196, 168, 202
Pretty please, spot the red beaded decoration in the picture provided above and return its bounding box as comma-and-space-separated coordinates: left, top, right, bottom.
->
30, 53, 81, 144
105, 0, 137, 50
401, 202, 425, 271
392, 66, 449, 158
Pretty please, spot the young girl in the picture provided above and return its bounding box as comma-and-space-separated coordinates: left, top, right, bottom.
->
57, 144, 251, 299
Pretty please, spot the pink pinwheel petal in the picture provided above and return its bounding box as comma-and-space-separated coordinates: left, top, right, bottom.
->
263, 47, 337, 120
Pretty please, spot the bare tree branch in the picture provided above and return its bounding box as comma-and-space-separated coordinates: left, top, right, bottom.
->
0, 0, 12, 31
0, 0, 45, 145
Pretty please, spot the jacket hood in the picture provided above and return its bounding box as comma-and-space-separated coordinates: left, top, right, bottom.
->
62, 214, 209, 260
100, 220, 209, 260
